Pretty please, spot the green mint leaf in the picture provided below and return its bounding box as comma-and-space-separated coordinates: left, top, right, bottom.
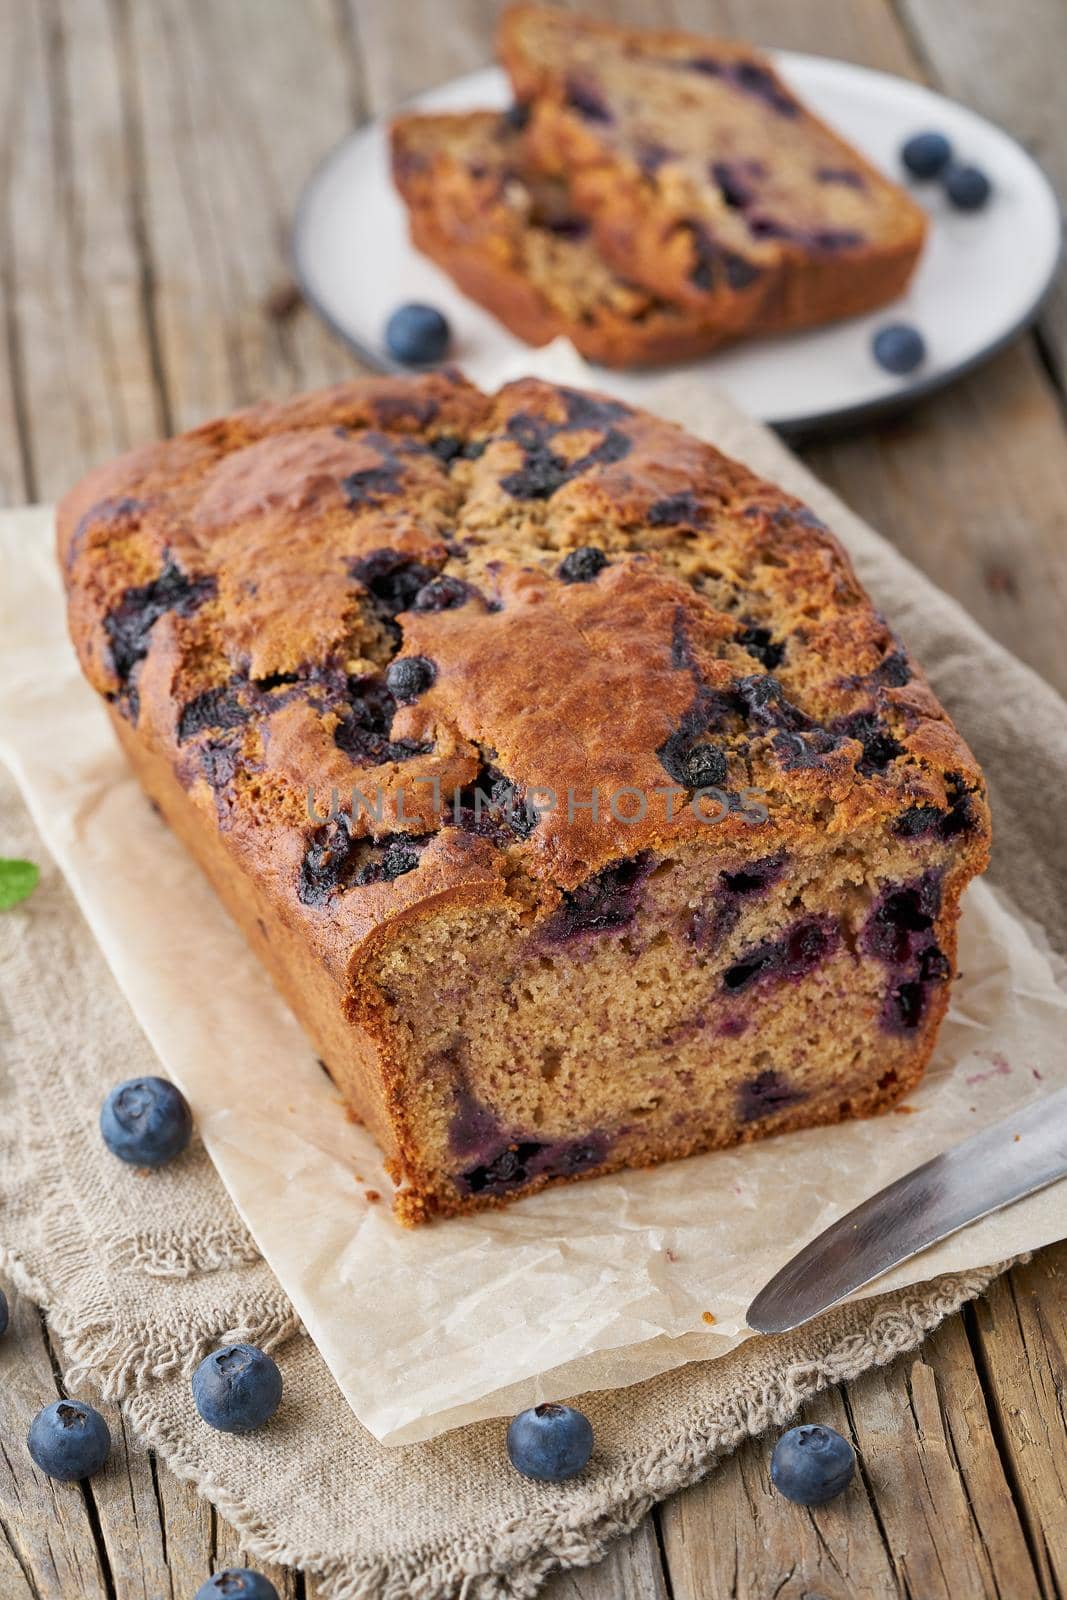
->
0, 858, 40, 910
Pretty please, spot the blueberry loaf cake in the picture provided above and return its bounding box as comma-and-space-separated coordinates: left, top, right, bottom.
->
499, 5, 927, 330
59, 373, 989, 1223
391, 110, 726, 368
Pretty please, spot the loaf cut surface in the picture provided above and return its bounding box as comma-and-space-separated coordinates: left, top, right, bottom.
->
499, 5, 927, 331
59, 373, 989, 1223
391, 109, 726, 367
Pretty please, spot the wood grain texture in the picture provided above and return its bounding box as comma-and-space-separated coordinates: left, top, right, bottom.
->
0, 0, 1065, 1595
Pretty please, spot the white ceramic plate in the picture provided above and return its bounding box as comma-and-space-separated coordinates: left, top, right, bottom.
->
293, 58, 1062, 433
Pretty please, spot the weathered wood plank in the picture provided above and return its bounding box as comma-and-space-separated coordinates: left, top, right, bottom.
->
803, 346, 1067, 698
125, 0, 360, 436
660, 1386, 901, 1600
971, 1242, 1067, 1597
540, 1514, 670, 1600
660, 1308, 1043, 1599
0, 0, 164, 506
898, 0, 1067, 386
0, 1288, 112, 1600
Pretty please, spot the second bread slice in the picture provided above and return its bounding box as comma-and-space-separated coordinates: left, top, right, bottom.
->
498, 4, 926, 329
391, 109, 730, 368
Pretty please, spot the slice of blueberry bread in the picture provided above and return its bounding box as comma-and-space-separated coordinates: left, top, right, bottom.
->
391, 110, 728, 368
59, 373, 989, 1224
498, 5, 926, 328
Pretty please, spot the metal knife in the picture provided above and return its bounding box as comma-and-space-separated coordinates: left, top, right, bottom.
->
747, 1086, 1067, 1335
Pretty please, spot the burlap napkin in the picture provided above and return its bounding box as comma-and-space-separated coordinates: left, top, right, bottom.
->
2, 390, 1063, 1599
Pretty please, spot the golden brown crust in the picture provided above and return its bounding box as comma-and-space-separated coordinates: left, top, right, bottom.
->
391, 110, 731, 368
498, 5, 926, 327
59, 372, 990, 1222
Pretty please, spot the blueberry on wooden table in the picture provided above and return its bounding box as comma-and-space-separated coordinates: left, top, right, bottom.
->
901, 130, 952, 179
872, 322, 927, 375
507, 1403, 594, 1481
192, 1343, 283, 1433
385, 302, 451, 365
26, 1399, 111, 1481
944, 162, 992, 211
770, 1423, 855, 1505
100, 1075, 193, 1166
195, 1571, 280, 1600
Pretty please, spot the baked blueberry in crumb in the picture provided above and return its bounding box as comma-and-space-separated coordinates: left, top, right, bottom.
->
100, 1076, 193, 1166
647, 491, 705, 527
507, 1404, 594, 1481
333, 675, 431, 765
354, 834, 427, 886
350, 548, 438, 618
177, 683, 249, 743
738, 624, 784, 669
682, 742, 728, 790
542, 854, 653, 942
771, 1425, 855, 1505
103, 561, 216, 716
384, 303, 451, 365
195, 1572, 279, 1600
192, 1343, 282, 1434
458, 1129, 607, 1196
724, 916, 838, 991
412, 574, 473, 612
564, 73, 612, 123
558, 546, 608, 583
738, 1069, 805, 1122
0, 1286, 8, 1339
384, 655, 435, 702
298, 820, 358, 906
27, 1401, 111, 1482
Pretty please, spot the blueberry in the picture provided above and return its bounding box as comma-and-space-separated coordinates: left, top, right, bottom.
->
100, 1076, 193, 1167
507, 1403, 594, 1481
384, 303, 451, 365
0, 1287, 7, 1339
412, 574, 471, 612
901, 130, 952, 179
683, 743, 728, 790
192, 1343, 283, 1434
558, 546, 608, 584
384, 655, 435, 702
771, 1423, 856, 1505
944, 162, 992, 211
872, 323, 926, 376
26, 1400, 111, 1482
194, 1572, 280, 1600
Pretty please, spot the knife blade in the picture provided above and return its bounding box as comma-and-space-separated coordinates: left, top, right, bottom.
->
747, 1085, 1067, 1335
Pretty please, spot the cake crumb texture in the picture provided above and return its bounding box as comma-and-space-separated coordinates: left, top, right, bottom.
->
58, 370, 989, 1222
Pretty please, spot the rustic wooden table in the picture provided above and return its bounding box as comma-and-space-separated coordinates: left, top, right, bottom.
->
2, 1, 1065, 1596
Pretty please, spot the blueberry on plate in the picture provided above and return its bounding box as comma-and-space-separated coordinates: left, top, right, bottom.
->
944, 162, 992, 211
771, 1423, 855, 1505
507, 1403, 594, 1481
192, 1343, 283, 1434
0, 1286, 8, 1339
27, 1399, 111, 1482
385, 303, 451, 365
100, 1075, 193, 1166
901, 130, 952, 179
194, 1571, 280, 1600
872, 322, 926, 376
